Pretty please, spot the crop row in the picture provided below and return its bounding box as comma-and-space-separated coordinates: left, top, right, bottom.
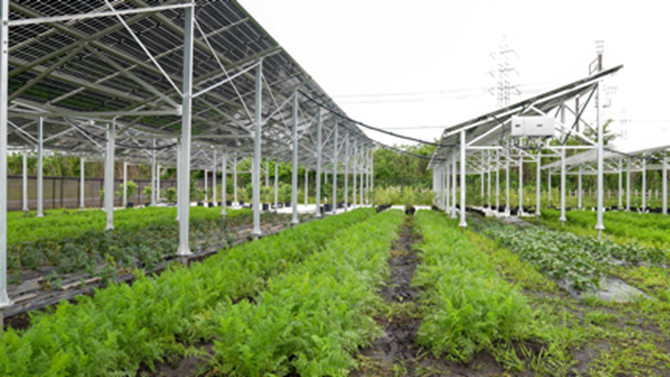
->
7, 207, 276, 285
542, 208, 670, 246
475, 218, 667, 290
192, 209, 404, 375
412, 211, 533, 362
0, 208, 375, 376
9, 206, 245, 245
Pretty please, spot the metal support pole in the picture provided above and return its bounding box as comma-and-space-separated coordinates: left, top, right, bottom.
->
315, 109, 322, 217
367, 149, 372, 205
252, 61, 263, 237
291, 92, 299, 223
595, 80, 605, 237
459, 131, 467, 229
642, 155, 647, 209
548, 171, 552, 205
618, 158, 622, 208
204, 169, 208, 203
21, 151, 28, 212
519, 152, 524, 215
344, 133, 349, 211
663, 152, 668, 215
274, 161, 279, 209
370, 148, 375, 205
0, 0, 14, 320
560, 147, 567, 224
123, 161, 128, 207
626, 158, 631, 211
352, 142, 357, 208
332, 123, 338, 214
359, 147, 364, 206
495, 151, 500, 210
156, 164, 161, 202
445, 162, 450, 213
265, 160, 270, 187
80, 157, 85, 209
233, 156, 238, 204
37, 117, 44, 217
212, 150, 217, 206
578, 165, 583, 209
221, 153, 227, 217
104, 121, 116, 230
176, 5, 195, 258
536, 148, 541, 222
487, 153, 491, 208
151, 139, 157, 205
451, 151, 457, 219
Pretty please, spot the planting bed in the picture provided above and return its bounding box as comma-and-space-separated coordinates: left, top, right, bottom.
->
0, 208, 378, 376
4, 207, 304, 321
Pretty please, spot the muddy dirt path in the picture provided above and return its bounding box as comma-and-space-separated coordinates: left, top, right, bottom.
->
354, 218, 423, 376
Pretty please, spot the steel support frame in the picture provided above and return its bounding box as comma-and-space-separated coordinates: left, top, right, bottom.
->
221, 153, 227, 217
176, 4, 195, 257
104, 121, 116, 230
331, 123, 338, 214
0, 0, 12, 319
459, 131, 467, 229
291, 92, 299, 223
37, 117, 44, 217
315, 109, 322, 218
80, 156, 85, 209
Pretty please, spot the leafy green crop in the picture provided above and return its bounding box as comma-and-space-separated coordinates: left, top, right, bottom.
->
473, 217, 666, 291
413, 211, 534, 362
0, 208, 376, 376
201, 210, 404, 376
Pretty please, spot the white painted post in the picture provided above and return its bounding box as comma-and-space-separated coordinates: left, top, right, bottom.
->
176, 5, 195, 258
80, 157, 85, 209
291, 91, 299, 223
0, 0, 14, 321
212, 150, 217, 206
332, 123, 338, 214
315, 110, 322, 217
104, 122, 116, 230
221, 154, 227, 218
122, 161, 128, 207
22, 151, 28, 212
595, 80, 605, 237
252, 61, 263, 237
459, 130, 467, 229
37, 118, 44, 218
663, 152, 667, 215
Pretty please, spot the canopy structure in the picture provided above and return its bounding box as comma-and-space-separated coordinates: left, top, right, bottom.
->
429, 64, 626, 232
5, 0, 372, 169
0, 0, 378, 316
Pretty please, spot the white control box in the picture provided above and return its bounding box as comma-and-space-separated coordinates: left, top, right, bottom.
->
510, 116, 555, 137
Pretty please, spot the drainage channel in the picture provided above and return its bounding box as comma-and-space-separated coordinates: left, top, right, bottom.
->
354, 216, 422, 376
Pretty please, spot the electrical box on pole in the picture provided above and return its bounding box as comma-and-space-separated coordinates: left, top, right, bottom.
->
510, 116, 555, 137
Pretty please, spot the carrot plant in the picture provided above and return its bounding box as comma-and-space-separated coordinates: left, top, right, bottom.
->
0, 208, 376, 376
200, 210, 404, 376
413, 210, 534, 362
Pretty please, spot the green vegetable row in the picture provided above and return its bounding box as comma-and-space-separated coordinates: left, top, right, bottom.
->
413, 211, 533, 362
475, 218, 666, 290
7, 207, 268, 285
0, 208, 375, 376
197, 209, 404, 376
9, 206, 243, 245
542, 208, 670, 247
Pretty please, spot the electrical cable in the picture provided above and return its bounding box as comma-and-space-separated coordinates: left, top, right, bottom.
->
298, 90, 441, 147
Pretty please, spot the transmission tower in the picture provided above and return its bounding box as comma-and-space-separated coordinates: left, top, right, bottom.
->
489, 35, 520, 108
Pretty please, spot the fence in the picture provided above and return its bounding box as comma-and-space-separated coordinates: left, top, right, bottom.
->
6, 175, 206, 212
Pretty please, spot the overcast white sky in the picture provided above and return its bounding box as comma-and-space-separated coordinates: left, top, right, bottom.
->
239, 0, 670, 149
